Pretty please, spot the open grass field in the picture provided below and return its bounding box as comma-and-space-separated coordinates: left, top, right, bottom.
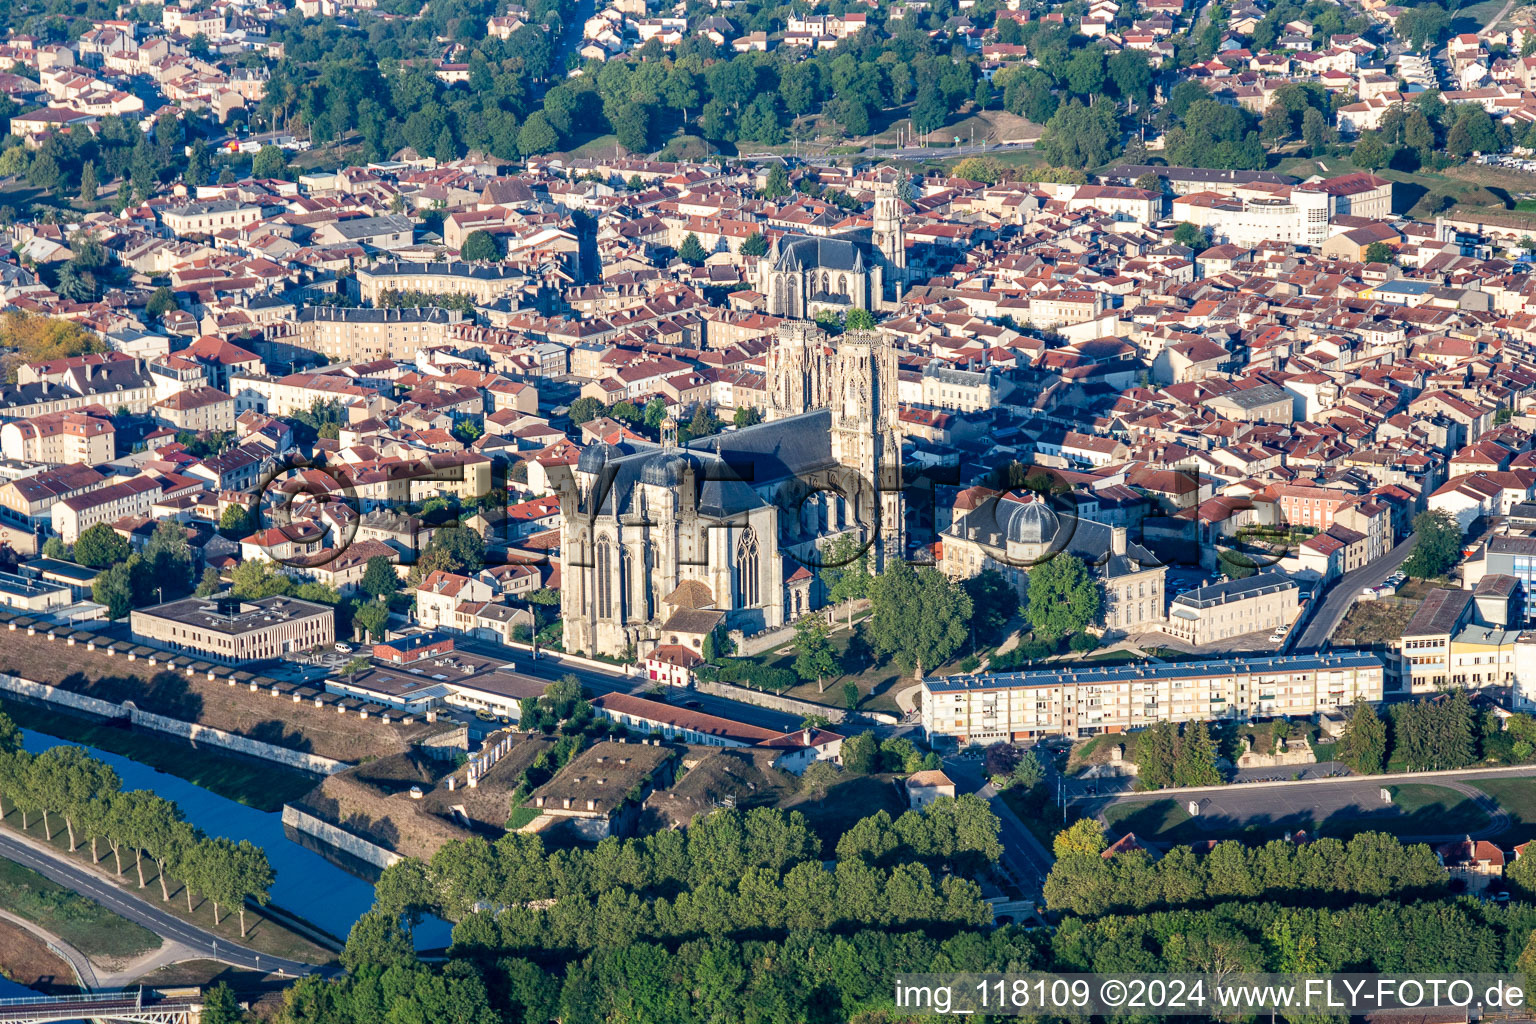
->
0, 698, 317, 812
1449, 0, 1509, 34
1333, 598, 1420, 647
1382, 784, 1492, 834
0, 855, 159, 963
0, 809, 334, 965
1103, 798, 1197, 841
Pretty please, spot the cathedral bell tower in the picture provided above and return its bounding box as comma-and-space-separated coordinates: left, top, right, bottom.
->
871, 180, 907, 306
766, 320, 830, 421
832, 329, 903, 568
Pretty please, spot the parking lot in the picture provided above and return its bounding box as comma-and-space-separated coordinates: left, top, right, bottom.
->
1359, 568, 1408, 602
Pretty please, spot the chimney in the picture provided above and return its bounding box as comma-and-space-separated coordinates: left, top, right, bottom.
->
802, 728, 813, 745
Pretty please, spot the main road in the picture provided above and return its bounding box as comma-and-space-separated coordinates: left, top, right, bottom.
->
0, 828, 330, 981
943, 754, 1055, 897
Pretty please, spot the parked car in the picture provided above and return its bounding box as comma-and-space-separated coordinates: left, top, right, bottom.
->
335, 642, 353, 653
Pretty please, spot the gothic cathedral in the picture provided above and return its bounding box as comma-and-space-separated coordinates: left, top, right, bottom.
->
559, 320, 906, 659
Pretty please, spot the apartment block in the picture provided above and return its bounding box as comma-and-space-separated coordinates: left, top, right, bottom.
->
920, 651, 1385, 743
293, 306, 465, 363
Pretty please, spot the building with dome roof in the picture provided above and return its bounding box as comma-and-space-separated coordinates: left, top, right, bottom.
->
557, 320, 906, 658
938, 492, 1167, 637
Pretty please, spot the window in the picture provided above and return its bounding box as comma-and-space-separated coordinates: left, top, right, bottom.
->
596, 538, 614, 618
736, 527, 760, 607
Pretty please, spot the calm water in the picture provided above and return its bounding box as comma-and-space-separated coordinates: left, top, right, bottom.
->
19, 730, 453, 949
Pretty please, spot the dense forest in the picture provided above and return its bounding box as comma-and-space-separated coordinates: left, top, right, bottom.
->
262, 791, 1536, 1024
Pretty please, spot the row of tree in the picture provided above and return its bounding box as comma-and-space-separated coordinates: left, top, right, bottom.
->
1336, 692, 1484, 777
284, 924, 1048, 1024
0, 717, 274, 934
1043, 824, 1448, 917
446, 854, 991, 956
1133, 719, 1225, 789
1054, 895, 1534, 977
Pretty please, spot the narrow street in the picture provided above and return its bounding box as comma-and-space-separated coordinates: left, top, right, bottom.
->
1292, 531, 1417, 651
943, 755, 1054, 897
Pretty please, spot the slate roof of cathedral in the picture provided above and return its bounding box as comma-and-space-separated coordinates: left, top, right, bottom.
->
584, 408, 838, 520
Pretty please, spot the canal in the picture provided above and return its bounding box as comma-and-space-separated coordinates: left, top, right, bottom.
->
18, 730, 453, 950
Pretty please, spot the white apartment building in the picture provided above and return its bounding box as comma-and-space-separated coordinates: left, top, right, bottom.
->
353, 261, 528, 305
1172, 184, 1331, 248
293, 306, 466, 363
1164, 572, 1300, 645
920, 651, 1385, 743
54, 474, 166, 542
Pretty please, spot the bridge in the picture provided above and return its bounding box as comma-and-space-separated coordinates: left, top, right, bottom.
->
0, 988, 202, 1024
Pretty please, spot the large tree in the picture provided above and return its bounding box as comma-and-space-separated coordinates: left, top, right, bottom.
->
460, 230, 500, 262
1337, 700, 1387, 775
74, 522, 129, 569
867, 561, 973, 679
1025, 553, 1101, 643
355, 600, 390, 641
1401, 509, 1461, 579
1037, 99, 1118, 170
1172, 721, 1224, 787
791, 614, 840, 692
251, 144, 287, 179
361, 556, 401, 602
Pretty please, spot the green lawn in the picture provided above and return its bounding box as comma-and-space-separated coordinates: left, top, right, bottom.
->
1450, 0, 1507, 32
0, 855, 160, 962
1471, 779, 1536, 842
0, 698, 318, 812
1102, 799, 1204, 842
506, 806, 541, 831
1373, 784, 1491, 836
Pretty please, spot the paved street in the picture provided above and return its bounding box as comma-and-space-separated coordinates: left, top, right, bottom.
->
0, 828, 331, 981
1293, 532, 1417, 651
1075, 764, 1536, 843
944, 755, 1054, 896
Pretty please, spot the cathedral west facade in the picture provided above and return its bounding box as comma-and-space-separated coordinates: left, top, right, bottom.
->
558, 321, 906, 659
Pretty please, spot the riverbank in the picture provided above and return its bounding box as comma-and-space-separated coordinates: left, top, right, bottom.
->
0, 918, 78, 994
0, 696, 318, 811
